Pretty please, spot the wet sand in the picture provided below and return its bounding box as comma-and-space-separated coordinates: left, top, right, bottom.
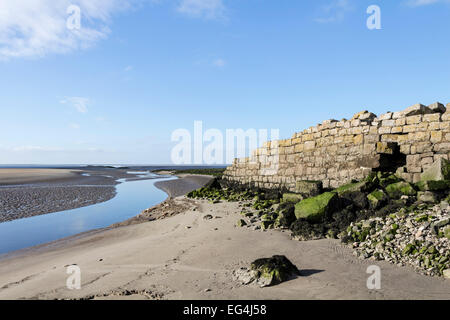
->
0, 168, 144, 223
154, 174, 214, 198
0, 174, 448, 300
0, 169, 78, 185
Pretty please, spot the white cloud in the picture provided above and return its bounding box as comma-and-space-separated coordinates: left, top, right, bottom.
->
60, 96, 90, 113
406, 0, 450, 6
0, 0, 132, 60
124, 65, 133, 71
315, 0, 353, 23
177, 0, 226, 19
213, 58, 225, 67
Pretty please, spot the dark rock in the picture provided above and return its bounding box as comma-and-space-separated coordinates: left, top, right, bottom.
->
275, 203, 296, 228
295, 180, 323, 197
340, 191, 368, 210
250, 255, 300, 287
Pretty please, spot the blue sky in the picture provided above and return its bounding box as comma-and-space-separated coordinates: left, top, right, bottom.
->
0, 0, 449, 164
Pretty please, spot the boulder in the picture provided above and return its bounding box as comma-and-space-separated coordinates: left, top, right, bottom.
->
250, 255, 300, 287
378, 174, 401, 188
351, 110, 376, 122
417, 191, 438, 204
385, 182, 417, 199
367, 189, 388, 209
340, 191, 368, 209
333, 181, 367, 196
282, 193, 304, 203
294, 180, 323, 197
294, 192, 339, 222
444, 269, 450, 279
274, 205, 296, 228
420, 158, 450, 181
403, 103, 432, 116
415, 180, 449, 191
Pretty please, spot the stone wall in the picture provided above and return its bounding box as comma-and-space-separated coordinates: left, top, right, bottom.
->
222, 102, 450, 191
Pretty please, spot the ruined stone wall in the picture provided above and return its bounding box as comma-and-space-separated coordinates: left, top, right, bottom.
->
222, 102, 450, 191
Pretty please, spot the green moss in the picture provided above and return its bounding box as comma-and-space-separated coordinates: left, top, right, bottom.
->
250, 255, 300, 287
379, 174, 401, 188
294, 192, 338, 222
415, 180, 449, 191
367, 189, 387, 209
415, 214, 430, 222
282, 193, 304, 203
332, 181, 367, 196
385, 181, 417, 199
402, 244, 416, 255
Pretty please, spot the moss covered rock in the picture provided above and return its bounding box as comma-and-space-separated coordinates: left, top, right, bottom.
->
385, 181, 417, 199
332, 181, 367, 196
416, 180, 449, 191
274, 204, 296, 228
294, 192, 339, 222
250, 255, 300, 287
367, 189, 388, 209
378, 174, 401, 188
282, 193, 304, 203
420, 158, 450, 181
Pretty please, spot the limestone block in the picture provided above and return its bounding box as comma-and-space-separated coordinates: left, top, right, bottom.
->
423, 113, 441, 122
430, 131, 443, 143
420, 158, 450, 181
382, 119, 395, 127
379, 112, 393, 120
428, 102, 446, 113
403, 124, 417, 133
406, 115, 422, 125
442, 113, 450, 121
379, 126, 391, 134
433, 142, 450, 153
304, 141, 315, 151
395, 118, 406, 126
391, 126, 403, 133
403, 103, 432, 116
440, 121, 450, 130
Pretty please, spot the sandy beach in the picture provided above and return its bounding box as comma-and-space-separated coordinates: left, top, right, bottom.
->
0, 174, 448, 300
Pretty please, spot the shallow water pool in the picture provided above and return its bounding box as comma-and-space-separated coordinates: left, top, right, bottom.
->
0, 175, 175, 255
